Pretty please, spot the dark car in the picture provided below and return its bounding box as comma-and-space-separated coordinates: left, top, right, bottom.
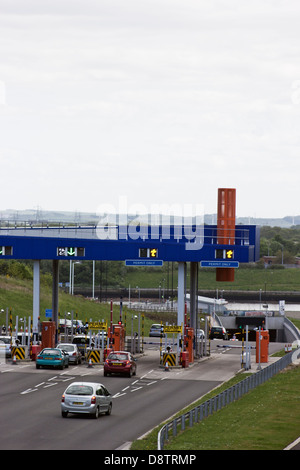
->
104, 351, 137, 377
209, 326, 228, 340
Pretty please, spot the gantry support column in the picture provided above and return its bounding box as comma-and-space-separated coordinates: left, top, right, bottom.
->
190, 261, 198, 332
33, 260, 40, 341
177, 262, 186, 327
52, 259, 59, 343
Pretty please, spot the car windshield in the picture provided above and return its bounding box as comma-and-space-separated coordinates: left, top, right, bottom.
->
66, 385, 93, 396
0, 337, 10, 344
151, 325, 160, 329
213, 328, 222, 332
108, 353, 128, 361
42, 349, 61, 356
73, 337, 89, 344
59, 345, 74, 352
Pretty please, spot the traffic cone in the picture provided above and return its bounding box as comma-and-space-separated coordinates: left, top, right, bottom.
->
12, 355, 17, 365
165, 361, 169, 372
87, 358, 93, 368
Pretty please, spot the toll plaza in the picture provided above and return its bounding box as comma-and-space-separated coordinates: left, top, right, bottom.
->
0, 188, 260, 367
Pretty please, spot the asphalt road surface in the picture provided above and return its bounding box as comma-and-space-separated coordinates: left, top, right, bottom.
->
0, 340, 286, 450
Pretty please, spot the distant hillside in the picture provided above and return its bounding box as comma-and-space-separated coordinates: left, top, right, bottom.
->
0, 208, 298, 228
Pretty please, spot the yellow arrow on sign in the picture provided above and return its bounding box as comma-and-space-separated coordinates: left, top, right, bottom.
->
226, 250, 233, 259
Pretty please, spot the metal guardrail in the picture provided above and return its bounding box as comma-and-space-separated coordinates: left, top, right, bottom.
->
157, 348, 300, 450
0, 222, 251, 246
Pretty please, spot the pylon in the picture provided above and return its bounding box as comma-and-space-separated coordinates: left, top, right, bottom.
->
12, 355, 17, 365
165, 361, 169, 372
87, 358, 93, 368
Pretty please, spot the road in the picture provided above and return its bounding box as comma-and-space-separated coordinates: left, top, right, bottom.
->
0, 340, 284, 450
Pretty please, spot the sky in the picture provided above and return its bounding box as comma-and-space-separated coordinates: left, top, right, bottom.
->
1, 0, 300, 219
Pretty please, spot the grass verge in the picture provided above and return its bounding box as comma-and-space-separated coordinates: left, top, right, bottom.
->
131, 363, 300, 451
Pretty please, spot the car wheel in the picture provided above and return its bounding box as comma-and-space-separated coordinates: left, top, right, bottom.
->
106, 403, 112, 415
62, 411, 68, 418
93, 406, 100, 419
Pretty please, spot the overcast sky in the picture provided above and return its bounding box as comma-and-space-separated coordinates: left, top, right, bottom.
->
1, 0, 300, 219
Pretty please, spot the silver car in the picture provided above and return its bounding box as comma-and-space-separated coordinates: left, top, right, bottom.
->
57, 343, 82, 364
61, 382, 112, 418
0, 336, 11, 358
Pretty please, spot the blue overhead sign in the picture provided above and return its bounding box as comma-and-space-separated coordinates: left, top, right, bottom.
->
0, 224, 260, 264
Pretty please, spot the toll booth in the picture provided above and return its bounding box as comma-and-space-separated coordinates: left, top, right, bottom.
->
256, 329, 269, 363
186, 327, 194, 364
107, 324, 126, 351
41, 321, 56, 349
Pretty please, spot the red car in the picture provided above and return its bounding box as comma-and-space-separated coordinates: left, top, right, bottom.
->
104, 351, 137, 377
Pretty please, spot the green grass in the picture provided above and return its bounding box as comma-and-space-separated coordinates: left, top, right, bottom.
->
131, 364, 300, 451
0, 275, 174, 336
124, 265, 300, 291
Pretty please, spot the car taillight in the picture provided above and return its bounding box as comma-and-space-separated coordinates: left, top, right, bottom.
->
72, 352, 76, 356
61, 394, 65, 403
91, 396, 96, 404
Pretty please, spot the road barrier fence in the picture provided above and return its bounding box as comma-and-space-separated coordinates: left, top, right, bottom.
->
157, 347, 300, 450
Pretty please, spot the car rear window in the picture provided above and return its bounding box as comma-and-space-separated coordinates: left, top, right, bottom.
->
66, 385, 93, 396
108, 353, 128, 361
58, 345, 74, 352
42, 349, 61, 356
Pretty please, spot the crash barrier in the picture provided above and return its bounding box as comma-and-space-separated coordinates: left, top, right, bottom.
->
86, 348, 102, 364
162, 352, 177, 367
157, 347, 300, 450
11, 346, 27, 361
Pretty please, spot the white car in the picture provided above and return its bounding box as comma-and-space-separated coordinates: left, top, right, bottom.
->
61, 382, 112, 419
57, 343, 82, 364
0, 336, 11, 358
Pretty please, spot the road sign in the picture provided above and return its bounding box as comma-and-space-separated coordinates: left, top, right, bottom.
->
215, 249, 234, 260
139, 248, 158, 258
45, 309, 52, 318
201, 261, 239, 268
125, 259, 163, 266
164, 325, 183, 334
57, 247, 85, 257
88, 321, 107, 330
